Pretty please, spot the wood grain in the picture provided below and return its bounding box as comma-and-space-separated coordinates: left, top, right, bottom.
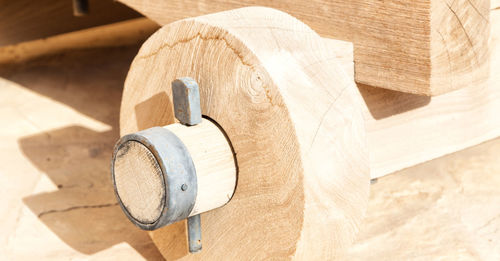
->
120, 7, 369, 259
165, 119, 237, 217
326, 5, 500, 178
118, 0, 490, 95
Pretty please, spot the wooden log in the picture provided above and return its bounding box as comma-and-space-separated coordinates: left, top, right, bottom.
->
0, 0, 141, 47
118, 0, 490, 96
120, 7, 369, 259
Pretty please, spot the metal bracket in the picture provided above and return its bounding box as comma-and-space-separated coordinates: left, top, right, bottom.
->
172, 77, 203, 253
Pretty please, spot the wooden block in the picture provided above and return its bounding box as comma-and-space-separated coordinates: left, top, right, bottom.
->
326, 4, 500, 178
118, 0, 490, 95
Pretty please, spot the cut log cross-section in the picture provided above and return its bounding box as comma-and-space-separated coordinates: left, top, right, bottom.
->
118, 0, 490, 95
118, 7, 370, 260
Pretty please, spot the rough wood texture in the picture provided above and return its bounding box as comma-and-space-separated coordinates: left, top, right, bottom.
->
0, 18, 159, 64
366, 3, 498, 177
348, 136, 500, 260
0, 0, 141, 47
119, 0, 490, 95
325, 3, 499, 178
120, 7, 369, 259
1, 45, 498, 260
114, 140, 165, 224
0, 46, 164, 260
165, 119, 236, 216
0, 6, 497, 258
430, 0, 490, 94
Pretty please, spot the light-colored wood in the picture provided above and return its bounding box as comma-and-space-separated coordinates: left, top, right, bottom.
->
165, 119, 237, 216
120, 7, 369, 259
0, 18, 159, 64
1, 41, 499, 260
0, 45, 164, 259
118, 0, 490, 95
325, 5, 500, 178
348, 135, 500, 260
430, 0, 490, 95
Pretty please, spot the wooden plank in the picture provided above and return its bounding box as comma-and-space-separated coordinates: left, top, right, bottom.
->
0, 0, 142, 47
118, 0, 490, 95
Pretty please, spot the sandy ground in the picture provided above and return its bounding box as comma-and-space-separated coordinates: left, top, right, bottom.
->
0, 45, 499, 260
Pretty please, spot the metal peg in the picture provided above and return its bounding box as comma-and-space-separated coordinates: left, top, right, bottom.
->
172, 78, 202, 126
187, 215, 202, 253
172, 77, 202, 253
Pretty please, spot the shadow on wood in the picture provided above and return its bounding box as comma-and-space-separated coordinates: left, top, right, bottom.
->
20, 126, 162, 259
3, 45, 163, 259
135, 92, 175, 131
358, 83, 431, 120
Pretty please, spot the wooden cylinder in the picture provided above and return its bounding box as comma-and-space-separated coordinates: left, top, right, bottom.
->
164, 119, 236, 216
112, 119, 236, 230
120, 7, 370, 260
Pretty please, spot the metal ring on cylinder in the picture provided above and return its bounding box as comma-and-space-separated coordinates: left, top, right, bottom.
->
111, 119, 237, 231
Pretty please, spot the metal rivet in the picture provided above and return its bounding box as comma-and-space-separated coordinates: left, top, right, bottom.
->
181, 184, 188, 191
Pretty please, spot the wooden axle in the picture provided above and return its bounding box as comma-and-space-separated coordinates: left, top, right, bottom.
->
112, 119, 236, 230
166, 119, 236, 217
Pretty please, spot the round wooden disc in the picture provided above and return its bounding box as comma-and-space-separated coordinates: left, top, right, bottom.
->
120, 7, 369, 260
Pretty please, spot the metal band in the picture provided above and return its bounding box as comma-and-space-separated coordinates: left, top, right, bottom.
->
111, 127, 198, 230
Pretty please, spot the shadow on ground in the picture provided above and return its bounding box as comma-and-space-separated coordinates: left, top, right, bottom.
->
2, 46, 164, 260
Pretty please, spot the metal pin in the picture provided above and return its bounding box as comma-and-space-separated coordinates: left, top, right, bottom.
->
172, 78, 202, 126
187, 214, 202, 253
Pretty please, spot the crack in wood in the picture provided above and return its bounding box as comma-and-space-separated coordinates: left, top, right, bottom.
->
445, 2, 480, 65
38, 202, 119, 218
465, 0, 489, 22
436, 30, 454, 89
137, 31, 254, 68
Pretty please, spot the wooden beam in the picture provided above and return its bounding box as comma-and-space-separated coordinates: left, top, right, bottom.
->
0, 0, 142, 47
118, 0, 490, 95
328, 4, 499, 178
